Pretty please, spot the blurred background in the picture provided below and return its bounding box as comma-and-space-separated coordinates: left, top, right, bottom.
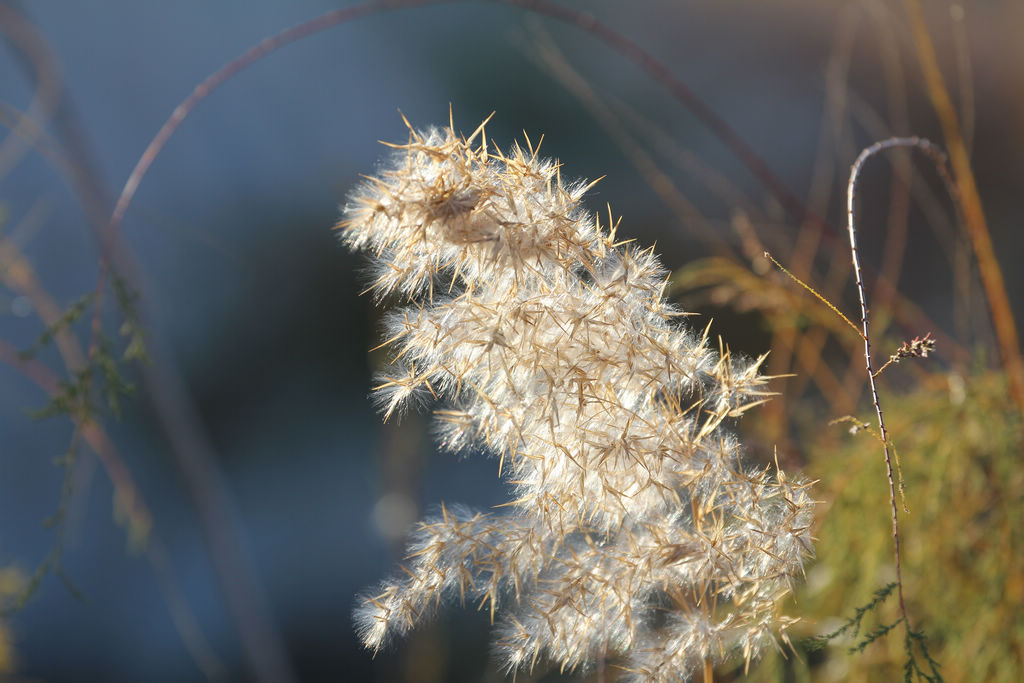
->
0, 1, 1021, 681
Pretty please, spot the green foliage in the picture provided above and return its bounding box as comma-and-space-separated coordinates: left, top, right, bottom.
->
0, 567, 22, 672
753, 368, 1022, 682
96, 333, 135, 418
1, 436, 86, 617
804, 582, 898, 653
28, 369, 93, 421
904, 627, 943, 683
8, 272, 150, 614
112, 273, 148, 364
17, 293, 93, 362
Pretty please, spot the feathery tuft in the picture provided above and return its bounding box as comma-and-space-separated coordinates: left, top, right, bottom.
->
341, 117, 814, 680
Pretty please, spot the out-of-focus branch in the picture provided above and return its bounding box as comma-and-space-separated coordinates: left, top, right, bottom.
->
1, 3, 293, 680
96, 0, 955, 400
0, 336, 150, 549
904, 0, 1024, 413
526, 22, 727, 253
0, 338, 227, 681
0, 233, 86, 373
0, 228, 226, 679
0, 2, 61, 179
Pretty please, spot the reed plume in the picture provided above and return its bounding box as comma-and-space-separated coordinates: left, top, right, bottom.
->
340, 116, 814, 681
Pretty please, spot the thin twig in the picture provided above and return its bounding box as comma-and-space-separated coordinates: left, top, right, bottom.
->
846, 137, 941, 630
839, 88, 970, 365
763, 250, 864, 339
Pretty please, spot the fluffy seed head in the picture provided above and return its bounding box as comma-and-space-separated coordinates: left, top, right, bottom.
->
341, 116, 814, 681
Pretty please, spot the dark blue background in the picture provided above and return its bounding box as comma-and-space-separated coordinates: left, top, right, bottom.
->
1, 1, 1021, 680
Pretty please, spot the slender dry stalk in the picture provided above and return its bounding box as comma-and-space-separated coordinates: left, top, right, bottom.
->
844, 136, 950, 636
903, 0, 1024, 413
0, 3, 61, 179
526, 23, 726, 253
846, 138, 914, 626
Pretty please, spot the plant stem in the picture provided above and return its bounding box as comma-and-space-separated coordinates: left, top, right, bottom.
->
846, 137, 934, 629
903, 0, 1024, 414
